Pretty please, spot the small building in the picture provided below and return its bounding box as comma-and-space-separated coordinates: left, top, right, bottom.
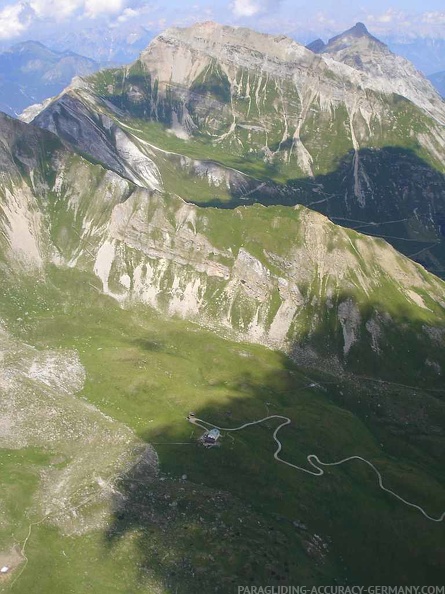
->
0, 567, 9, 574
203, 428, 220, 445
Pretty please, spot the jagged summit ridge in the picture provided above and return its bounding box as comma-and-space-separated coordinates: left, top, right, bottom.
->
140, 20, 316, 87
21, 20, 445, 276
303, 22, 444, 121
347, 22, 369, 35
307, 23, 381, 55
26, 21, 445, 131
325, 22, 383, 48
140, 21, 444, 123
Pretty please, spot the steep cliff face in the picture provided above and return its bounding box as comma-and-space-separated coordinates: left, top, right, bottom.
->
87, 189, 445, 377
143, 21, 445, 125
1, 113, 445, 383
25, 22, 445, 278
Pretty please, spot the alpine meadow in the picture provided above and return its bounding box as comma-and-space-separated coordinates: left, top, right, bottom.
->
0, 19, 444, 593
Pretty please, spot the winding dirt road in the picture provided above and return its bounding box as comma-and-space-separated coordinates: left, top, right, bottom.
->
189, 415, 444, 523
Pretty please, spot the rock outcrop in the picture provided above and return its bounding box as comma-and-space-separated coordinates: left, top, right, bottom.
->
1, 113, 445, 382
23, 22, 445, 278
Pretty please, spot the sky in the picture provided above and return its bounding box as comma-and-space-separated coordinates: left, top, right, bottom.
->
0, 0, 445, 45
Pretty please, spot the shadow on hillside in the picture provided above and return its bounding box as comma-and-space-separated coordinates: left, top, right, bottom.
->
287, 287, 445, 392
103, 342, 445, 591
29, 87, 445, 277
196, 146, 445, 279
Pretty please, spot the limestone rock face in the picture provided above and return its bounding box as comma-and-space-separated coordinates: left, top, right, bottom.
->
23, 22, 445, 277
1, 112, 445, 381
29, 21, 445, 174
144, 21, 445, 123
2, 23, 445, 379
313, 22, 444, 122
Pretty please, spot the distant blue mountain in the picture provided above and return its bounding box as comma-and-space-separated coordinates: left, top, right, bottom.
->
41, 25, 153, 65
0, 40, 101, 117
428, 71, 445, 98
381, 37, 445, 76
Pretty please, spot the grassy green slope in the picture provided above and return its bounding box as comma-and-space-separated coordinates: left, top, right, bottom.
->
1, 107, 444, 591
0, 268, 444, 592
61, 184, 445, 387
88, 60, 445, 177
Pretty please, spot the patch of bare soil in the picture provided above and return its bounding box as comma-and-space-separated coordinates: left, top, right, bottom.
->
0, 546, 25, 582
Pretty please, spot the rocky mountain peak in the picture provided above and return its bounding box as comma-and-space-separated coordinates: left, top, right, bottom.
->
322, 22, 387, 55
350, 22, 368, 35
179, 20, 223, 35
305, 38, 326, 53
14, 40, 50, 54
340, 22, 373, 39
136, 21, 444, 126
138, 21, 317, 97
7, 40, 91, 62
146, 21, 312, 65
307, 21, 444, 117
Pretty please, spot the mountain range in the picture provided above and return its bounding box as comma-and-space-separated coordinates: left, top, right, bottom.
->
41, 24, 153, 65
0, 41, 101, 117
23, 21, 445, 277
0, 20, 444, 591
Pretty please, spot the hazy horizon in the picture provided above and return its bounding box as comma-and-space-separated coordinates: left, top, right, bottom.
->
0, 0, 445, 48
